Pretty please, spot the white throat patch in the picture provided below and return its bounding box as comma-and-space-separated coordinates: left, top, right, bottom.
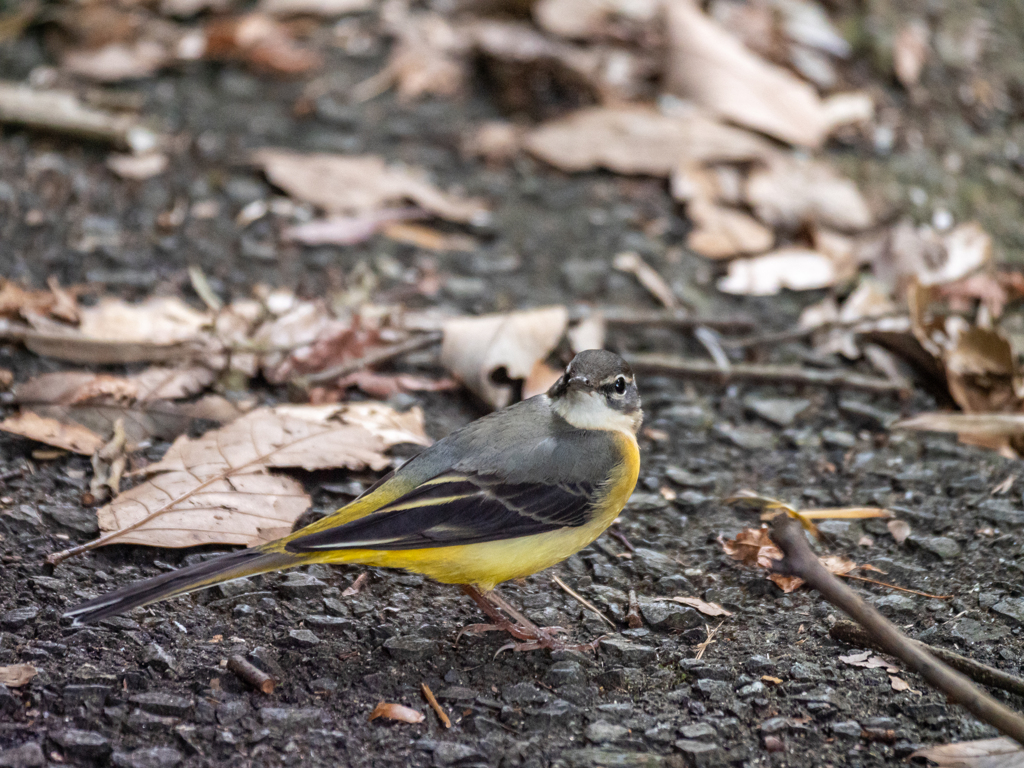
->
549, 391, 640, 436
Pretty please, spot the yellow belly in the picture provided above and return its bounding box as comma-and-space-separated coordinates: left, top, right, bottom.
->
316, 431, 641, 590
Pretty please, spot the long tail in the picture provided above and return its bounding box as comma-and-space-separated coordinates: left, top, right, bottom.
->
63, 547, 307, 626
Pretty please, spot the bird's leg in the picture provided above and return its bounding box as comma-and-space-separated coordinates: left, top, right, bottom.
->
458, 585, 600, 653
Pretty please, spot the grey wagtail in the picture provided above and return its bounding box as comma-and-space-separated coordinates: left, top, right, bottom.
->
65, 349, 642, 651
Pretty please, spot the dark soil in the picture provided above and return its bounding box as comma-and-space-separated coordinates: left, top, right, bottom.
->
3, 4, 1024, 767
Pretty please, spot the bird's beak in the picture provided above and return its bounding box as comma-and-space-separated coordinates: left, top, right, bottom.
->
567, 375, 591, 389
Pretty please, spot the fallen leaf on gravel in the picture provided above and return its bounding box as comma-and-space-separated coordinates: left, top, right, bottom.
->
887, 519, 912, 544
106, 151, 169, 180
894, 19, 930, 89
254, 150, 490, 225
895, 413, 1024, 438
839, 651, 898, 673
881, 221, 991, 289
655, 596, 733, 617
911, 737, 1024, 768
0, 278, 80, 323
613, 251, 678, 309
664, 0, 842, 148
0, 411, 104, 455
0, 663, 37, 687
335, 370, 459, 399
12, 368, 233, 447
204, 13, 322, 75
283, 209, 426, 245
721, 527, 863, 593
889, 675, 913, 692
80, 403, 429, 552
369, 701, 425, 724
258, 0, 373, 16
717, 248, 841, 296
745, 156, 873, 231
686, 198, 774, 259
440, 306, 569, 409
382, 222, 477, 252
63, 40, 175, 82
524, 105, 774, 176
371, 11, 470, 101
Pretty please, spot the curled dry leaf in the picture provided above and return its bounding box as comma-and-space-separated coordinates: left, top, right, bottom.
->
106, 152, 169, 180
839, 651, 899, 672
12, 368, 234, 447
0, 411, 105, 455
655, 596, 733, 617
254, 149, 490, 225
82, 403, 429, 552
335, 370, 459, 399
283, 209, 426, 246
889, 675, 913, 692
745, 156, 873, 232
686, 198, 774, 260
717, 248, 841, 296
368, 701, 425, 724
524, 105, 774, 176
0, 278, 80, 323
911, 737, 1024, 768
204, 13, 322, 75
721, 526, 862, 593
882, 221, 991, 289
664, 0, 847, 148
374, 11, 470, 101
440, 306, 569, 409
532, 0, 660, 40
0, 663, 38, 687
887, 519, 912, 544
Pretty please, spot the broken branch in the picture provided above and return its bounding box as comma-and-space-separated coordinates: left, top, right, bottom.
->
626, 353, 909, 394
294, 331, 443, 387
767, 513, 1024, 747
227, 655, 275, 694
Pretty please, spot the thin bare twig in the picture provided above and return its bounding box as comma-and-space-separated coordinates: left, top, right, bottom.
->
626, 353, 909, 394
830, 620, 1024, 700
767, 514, 1024, 747
571, 307, 754, 333
294, 331, 443, 387
420, 683, 451, 728
839, 573, 951, 599
227, 655, 275, 694
552, 574, 615, 628
626, 590, 642, 629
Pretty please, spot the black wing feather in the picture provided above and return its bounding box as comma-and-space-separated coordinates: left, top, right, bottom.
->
286, 473, 597, 553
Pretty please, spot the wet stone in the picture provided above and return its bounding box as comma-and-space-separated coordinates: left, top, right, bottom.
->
43, 505, 99, 534
563, 749, 677, 767
644, 724, 676, 744
594, 668, 646, 694
142, 644, 176, 672
216, 699, 250, 725
790, 662, 822, 681
52, 730, 111, 759
821, 429, 857, 449
384, 635, 434, 661
680, 662, 735, 682
872, 595, 918, 614
600, 636, 657, 665
910, 535, 961, 560
547, 661, 587, 687
0, 606, 38, 630
433, 742, 484, 766
596, 702, 633, 719
743, 396, 811, 427
695, 679, 732, 702
992, 598, 1024, 625
276, 573, 327, 599
504, 683, 550, 705
0, 742, 44, 768
664, 467, 715, 489
130, 692, 193, 718
111, 747, 183, 768
305, 615, 354, 633
660, 404, 714, 429
674, 739, 725, 767
586, 720, 629, 744
287, 629, 320, 648
832, 720, 862, 738
744, 656, 775, 675
126, 710, 180, 733
947, 617, 1009, 642
737, 681, 765, 698
759, 717, 789, 734
713, 424, 776, 451
526, 698, 577, 728
639, 600, 702, 631
260, 707, 325, 731
62, 684, 111, 710
679, 723, 716, 740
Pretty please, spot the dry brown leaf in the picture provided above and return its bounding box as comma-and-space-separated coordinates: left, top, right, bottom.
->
369, 701, 425, 724
463, 121, 526, 165
887, 519, 912, 544
258, 0, 373, 16
524, 105, 774, 176
532, 0, 659, 40
911, 738, 1024, 768
254, 150, 489, 225
664, 0, 844, 148
382, 222, 477, 252
88, 403, 429, 551
0, 411, 105, 455
106, 152, 169, 180
335, 370, 459, 399
0, 278, 79, 322
655, 596, 733, 617
745, 156, 873, 232
839, 651, 899, 672
373, 12, 470, 101
613, 251, 678, 309
686, 198, 774, 259
63, 40, 174, 82
567, 315, 606, 355
0, 663, 38, 687
12, 368, 233, 447
283, 209, 425, 246
204, 13, 322, 75
721, 526, 862, 593
889, 675, 912, 692
882, 221, 992, 289
717, 248, 841, 296
894, 19, 930, 89
440, 307, 569, 409
522, 361, 563, 400
895, 413, 1024, 438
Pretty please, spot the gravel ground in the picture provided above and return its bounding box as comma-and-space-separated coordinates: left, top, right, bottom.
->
3, 5, 1024, 767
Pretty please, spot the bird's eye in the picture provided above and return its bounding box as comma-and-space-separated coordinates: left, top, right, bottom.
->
614, 376, 627, 394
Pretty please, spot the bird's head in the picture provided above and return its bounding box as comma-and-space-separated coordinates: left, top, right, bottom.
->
547, 350, 642, 436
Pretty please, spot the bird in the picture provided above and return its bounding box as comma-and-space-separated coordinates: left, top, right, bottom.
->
65, 349, 642, 651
